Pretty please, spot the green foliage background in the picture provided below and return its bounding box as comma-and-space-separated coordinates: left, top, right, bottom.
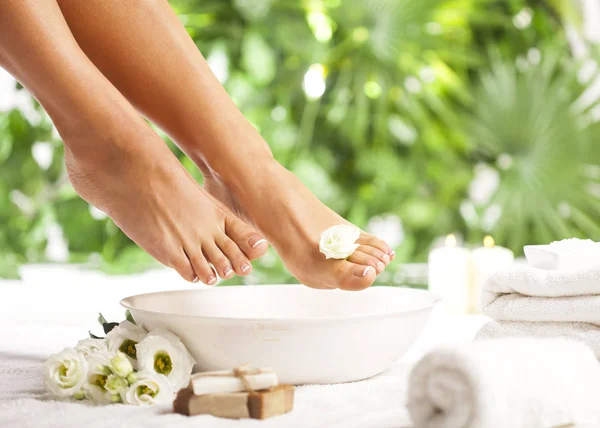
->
1, 0, 599, 284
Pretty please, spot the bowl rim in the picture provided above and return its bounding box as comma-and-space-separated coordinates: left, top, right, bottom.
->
120, 285, 440, 323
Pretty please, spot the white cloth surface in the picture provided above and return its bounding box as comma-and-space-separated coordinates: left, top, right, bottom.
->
407, 338, 600, 428
0, 276, 487, 428
480, 265, 600, 324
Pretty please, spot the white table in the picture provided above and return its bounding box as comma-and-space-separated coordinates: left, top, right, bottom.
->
0, 272, 488, 428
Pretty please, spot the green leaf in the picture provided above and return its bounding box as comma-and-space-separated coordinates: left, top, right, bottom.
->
98, 313, 108, 326
125, 310, 135, 325
89, 331, 103, 339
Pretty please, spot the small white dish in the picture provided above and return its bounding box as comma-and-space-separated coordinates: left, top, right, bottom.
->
523, 245, 560, 270
524, 240, 600, 270
121, 285, 439, 385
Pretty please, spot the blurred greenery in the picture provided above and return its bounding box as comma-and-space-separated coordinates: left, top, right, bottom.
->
0, 0, 598, 284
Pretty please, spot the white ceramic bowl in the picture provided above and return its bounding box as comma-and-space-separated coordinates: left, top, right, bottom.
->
121, 285, 438, 385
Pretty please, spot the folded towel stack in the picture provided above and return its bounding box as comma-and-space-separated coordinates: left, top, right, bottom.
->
477, 239, 600, 355
407, 338, 600, 428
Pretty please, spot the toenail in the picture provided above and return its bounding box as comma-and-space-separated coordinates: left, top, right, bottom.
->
250, 238, 268, 249
376, 261, 384, 268
223, 266, 234, 277
192, 276, 199, 283
389, 250, 396, 258
241, 263, 251, 273
382, 254, 390, 263
362, 266, 374, 277
207, 275, 217, 285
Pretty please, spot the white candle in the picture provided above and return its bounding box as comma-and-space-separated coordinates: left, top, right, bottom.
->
470, 236, 514, 313
428, 234, 471, 314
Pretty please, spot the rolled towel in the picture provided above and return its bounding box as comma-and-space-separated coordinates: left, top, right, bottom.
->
480, 265, 600, 325
477, 321, 600, 357
407, 338, 600, 428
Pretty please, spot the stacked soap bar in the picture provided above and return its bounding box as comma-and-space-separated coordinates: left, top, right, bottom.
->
173, 367, 295, 420
524, 239, 600, 270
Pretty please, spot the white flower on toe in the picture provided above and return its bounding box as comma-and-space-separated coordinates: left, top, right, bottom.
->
44, 348, 88, 398
319, 225, 361, 259
124, 371, 173, 405
105, 321, 147, 368
136, 329, 195, 391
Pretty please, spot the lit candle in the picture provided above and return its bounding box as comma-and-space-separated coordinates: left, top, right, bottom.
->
469, 236, 514, 313
428, 234, 471, 314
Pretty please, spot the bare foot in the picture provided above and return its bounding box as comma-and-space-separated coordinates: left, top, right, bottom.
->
62, 117, 268, 284
42, 0, 390, 289
0, 0, 266, 284
202, 159, 395, 291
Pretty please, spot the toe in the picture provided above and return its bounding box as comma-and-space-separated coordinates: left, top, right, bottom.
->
217, 236, 252, 276
335, 261, 377, 291
347, 251, 385, 274
185, 248, 217, 285
168, 249, 199, 283
357, 233, 393, 257
354, 245, 390, 266
203, 243, 235, 279
224, 213, 269, 260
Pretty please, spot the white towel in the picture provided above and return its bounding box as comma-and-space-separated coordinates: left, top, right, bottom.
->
480, 265, 600, 324
407, 338, 600, 428
477, 321, 600, 357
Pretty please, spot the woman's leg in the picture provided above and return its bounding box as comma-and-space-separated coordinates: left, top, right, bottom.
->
57, 0, 395, 290
0, 0, 268, 283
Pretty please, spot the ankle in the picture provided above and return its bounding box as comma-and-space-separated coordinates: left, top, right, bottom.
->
191, 134, 276, 188
224, 152, 279, 190
61, 113, 150, 179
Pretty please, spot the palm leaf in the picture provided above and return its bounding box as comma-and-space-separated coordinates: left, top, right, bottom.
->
467, 44, 600, 251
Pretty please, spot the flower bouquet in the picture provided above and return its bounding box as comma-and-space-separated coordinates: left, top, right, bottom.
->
44, 313, 195, 406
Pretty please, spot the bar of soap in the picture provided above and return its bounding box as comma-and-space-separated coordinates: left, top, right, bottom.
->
173, 384, 295, 420
191, 368, 278, 395
173, 387, 250, 419
248, 384, 295, 420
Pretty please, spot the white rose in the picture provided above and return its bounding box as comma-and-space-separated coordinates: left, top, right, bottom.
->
44, 348, 88, 398
83, 351, 113, 405
105, 374, 128, 399
74, 338, 108, 358
319, 225, 361, 259
83, 383, 113, 405
124, 371, 173, 406
108, 352, 133, 378
105, 321, 147, 368
136, 329, 195, 391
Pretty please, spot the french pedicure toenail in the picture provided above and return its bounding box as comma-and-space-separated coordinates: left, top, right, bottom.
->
362, 266, 374, 277
251, 238, 268, 249
389, 251, 396, 257
192, 277, 200, 283
382, 254, 390, 263
376, 261, 384, 268
223, 266, 234, 277
241, 263, 251, 273
207, 276, 217, 285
